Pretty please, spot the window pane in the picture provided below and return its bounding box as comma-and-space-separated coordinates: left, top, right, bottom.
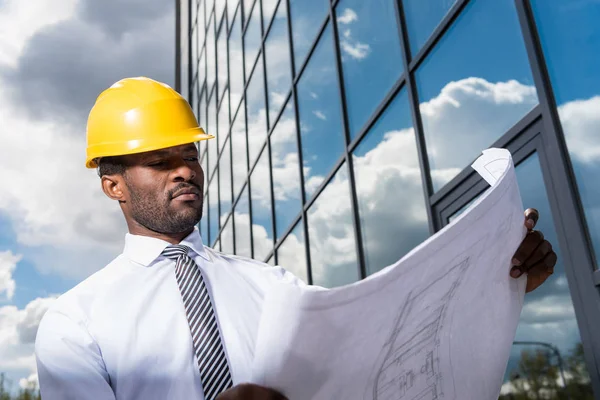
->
289, 0, 330, 71
227, 0, 239, 30
198, 47, 206, 92
215, 0, 226, 25
229, 9, 244, 111
192, 25, 199, 77
198, 0, 206, 45
297, 24, 345, 200
502, 153, 591, 394
234, 186, 252, 257
265, 1, 292, 124
208, 174, 219, 245
217, 20, 229, 99
532, 0, 600, 268
180, 1, 190, 99
402, 0, 456, 56
232, 99, 248, 198
246, 55, 267, 168
263, 0, 278, 28
271, 101, 301, 239
336, 0, 403, 138
220, 137, 233, 217
208, 91, 219, 174
244, 3, 262, 77
415, 0, 538, 192
218, 89, 230, 153
250, 148, 274, 261
221, 215, 234, 254
353, 90, 429, 276
308, 164, 358, 288
243, 0, 254, 24
192, 0, 198, 27
278, 222, 308, 283
207, 14, 216, 93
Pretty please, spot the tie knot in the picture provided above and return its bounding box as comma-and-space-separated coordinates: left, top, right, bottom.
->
162, 245, 191, 260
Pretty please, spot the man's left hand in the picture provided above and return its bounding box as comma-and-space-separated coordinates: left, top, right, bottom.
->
510, 208, 557, 293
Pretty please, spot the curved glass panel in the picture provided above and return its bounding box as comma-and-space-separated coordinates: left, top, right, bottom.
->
229, 9, 244, 111
234, 186, 252, 257
270, 101, 301, 239
217, 19, 228, 99
219, 136, 233, 218
402, 0, 456, 56
353, 90, 429, 276
336, 0, 404, 138
277, 222, 308, 283
244, 2, 262, 77
246, 55, 268, 168
289, 0, 330, 72
532, 0, 600, 268
251, 148, 274, 261
231, 99, 248, 198
265, 0, 292, 124
296, 24, 345, 200
415, 0, 538, 192
308, 164, 358, 288
208, 173, 219, 246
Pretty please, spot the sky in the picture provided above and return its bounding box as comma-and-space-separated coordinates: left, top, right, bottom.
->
0, 0, 174, 391
0, 0, 599, 395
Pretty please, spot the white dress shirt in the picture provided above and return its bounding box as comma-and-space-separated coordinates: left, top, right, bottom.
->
35, 227, 306, 400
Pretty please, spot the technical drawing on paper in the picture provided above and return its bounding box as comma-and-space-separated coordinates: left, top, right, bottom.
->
365, 257, 470, 400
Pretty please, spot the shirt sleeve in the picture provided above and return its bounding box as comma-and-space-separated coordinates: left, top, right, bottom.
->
35, 308, 116, 400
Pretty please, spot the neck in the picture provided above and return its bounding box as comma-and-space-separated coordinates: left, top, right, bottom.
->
126, 220, 194, 245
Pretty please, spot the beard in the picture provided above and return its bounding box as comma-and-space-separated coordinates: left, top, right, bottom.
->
126, 181, 203, 234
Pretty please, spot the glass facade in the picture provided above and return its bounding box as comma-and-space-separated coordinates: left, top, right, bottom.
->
178, 0, 600, 396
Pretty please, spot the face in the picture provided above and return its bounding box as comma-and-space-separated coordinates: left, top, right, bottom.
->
113, 143, 205, 235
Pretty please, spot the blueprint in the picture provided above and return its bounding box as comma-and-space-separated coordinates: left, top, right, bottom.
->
251, 148, 528, 399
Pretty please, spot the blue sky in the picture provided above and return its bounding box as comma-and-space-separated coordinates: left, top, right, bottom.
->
0, 0, 599, 394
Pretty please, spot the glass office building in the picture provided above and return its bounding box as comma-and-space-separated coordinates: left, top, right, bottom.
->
176, 0, 600, 396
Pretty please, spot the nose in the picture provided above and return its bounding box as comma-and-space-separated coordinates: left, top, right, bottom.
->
172, 160, 197, 182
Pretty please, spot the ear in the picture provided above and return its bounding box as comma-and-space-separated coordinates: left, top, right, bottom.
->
101, 175, 127, 202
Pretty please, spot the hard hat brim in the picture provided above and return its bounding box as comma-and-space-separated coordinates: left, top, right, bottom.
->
86, 127, 214, 169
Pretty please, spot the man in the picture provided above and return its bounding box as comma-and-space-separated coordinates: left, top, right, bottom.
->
35, 77, 556, 400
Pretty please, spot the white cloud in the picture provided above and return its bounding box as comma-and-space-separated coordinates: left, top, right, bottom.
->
19, 373, 39, 391
0, 251, 21, 300
340, 40, 370, 60
0, 0, 78, 68
558, 95, 600, 164
313, 110, 327, 121
337, 8, 358, 25
0, 297, 56, 389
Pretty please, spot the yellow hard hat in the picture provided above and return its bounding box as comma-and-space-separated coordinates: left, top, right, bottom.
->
85, 76, 213, 168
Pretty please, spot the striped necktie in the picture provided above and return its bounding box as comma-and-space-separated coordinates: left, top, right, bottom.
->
162, 245, 233, 399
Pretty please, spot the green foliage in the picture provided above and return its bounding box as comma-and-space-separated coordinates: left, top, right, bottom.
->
498, 342, 594, 400
0, 374, 40, 400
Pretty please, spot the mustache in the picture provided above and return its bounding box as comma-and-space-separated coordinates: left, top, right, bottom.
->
168, 182, 202, 200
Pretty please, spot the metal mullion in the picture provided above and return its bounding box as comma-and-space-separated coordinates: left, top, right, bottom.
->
187, 0, 194, 102
329, 4, 366, 280
347, 75, 407, 153
407, 0, 469, 71
257, 0, 278, 260
262, 0, 283, 43
283, 0, 312, 284
291, 13, 331, 83
175, 0, 182, 92
394, 0, 436, 234
515, 0, 600, 392
430, 105, 543, 206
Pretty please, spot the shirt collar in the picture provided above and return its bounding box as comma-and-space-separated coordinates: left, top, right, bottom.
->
123, 227, 210, 267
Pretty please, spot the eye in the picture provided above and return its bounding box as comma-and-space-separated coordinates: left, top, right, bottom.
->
185, 157, 199, 162
147, 160, 166, 167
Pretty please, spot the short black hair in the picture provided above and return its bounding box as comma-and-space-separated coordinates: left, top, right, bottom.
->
97, 156, 126, 178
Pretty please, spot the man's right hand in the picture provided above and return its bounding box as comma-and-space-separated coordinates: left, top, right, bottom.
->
215, 383, 288, 400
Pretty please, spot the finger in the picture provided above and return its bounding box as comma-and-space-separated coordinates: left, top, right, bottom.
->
525, 252, 557, 292
524, 208, 539, 230
512, 230, 545, 267
522, 240, 553, 269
